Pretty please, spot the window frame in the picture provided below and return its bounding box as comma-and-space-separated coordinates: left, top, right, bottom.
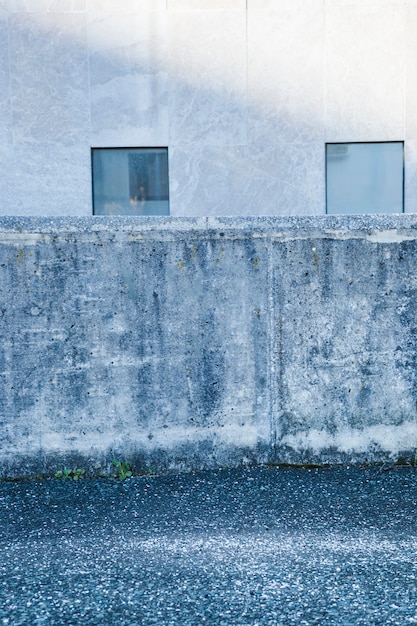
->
325, 141, 405, 215
91, 146, 170, 216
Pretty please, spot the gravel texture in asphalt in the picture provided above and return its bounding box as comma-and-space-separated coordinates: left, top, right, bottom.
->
1, 465, 417, 625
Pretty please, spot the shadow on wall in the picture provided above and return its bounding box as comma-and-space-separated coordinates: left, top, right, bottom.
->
0, 5, 326, 216
1, 216, 417, 477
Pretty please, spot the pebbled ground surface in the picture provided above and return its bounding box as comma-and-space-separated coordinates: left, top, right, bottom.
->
1, 466, 417, 625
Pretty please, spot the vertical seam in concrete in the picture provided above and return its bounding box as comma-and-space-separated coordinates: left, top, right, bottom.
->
267, 234, 276, 459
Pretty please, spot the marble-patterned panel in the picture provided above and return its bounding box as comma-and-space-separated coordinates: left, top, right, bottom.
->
169, 10, 247, 146
406, 5, 417, 140
5, 0, 52, 10
168, 0, 244, 9
405, 141, 417, 214
5, 0, 86, 11
249, 0, 321, 7
9, 13, 90, 146
247, 4, 325, 145
169, 143, 325, 216
326, 0, 406, 5
87, 0, 166, 12
88, 10, 167, 76
325, 4, 404, 141
89, 10, 168, 146
49, 0, 86, 10
0, 143, 92, 215
90, 73, 169, 146
0, 14, 12, 145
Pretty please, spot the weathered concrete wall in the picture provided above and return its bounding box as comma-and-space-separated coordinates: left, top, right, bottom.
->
1, 216, 417, 477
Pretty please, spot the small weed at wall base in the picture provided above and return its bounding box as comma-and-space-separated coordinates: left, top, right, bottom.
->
55, 468, 85, 481
112, 460, 132, 480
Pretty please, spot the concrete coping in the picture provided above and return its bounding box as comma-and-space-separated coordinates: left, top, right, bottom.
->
0, 214, 417, 243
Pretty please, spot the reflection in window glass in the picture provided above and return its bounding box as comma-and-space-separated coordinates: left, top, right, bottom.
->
326, 142, 404, 215
92, 148, 169, 216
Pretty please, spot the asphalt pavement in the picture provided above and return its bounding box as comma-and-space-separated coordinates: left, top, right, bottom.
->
1, 465, 417, 625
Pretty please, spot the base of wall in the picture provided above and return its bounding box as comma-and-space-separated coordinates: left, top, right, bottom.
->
2, 445, 415, 480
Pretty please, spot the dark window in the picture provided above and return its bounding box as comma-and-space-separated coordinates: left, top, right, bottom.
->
92, 148, 169, 216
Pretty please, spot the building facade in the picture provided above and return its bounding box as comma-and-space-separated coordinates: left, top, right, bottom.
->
0, 0, 416, 217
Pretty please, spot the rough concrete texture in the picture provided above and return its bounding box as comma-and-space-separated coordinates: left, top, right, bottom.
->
1, 215, 417, 476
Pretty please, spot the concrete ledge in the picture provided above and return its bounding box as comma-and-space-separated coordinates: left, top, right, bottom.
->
1, 216, 417, 476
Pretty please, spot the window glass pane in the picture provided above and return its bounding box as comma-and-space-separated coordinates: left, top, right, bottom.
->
92, 148, 169, 216
326, 142, 404, 215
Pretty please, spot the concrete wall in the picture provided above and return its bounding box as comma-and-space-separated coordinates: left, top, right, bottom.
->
0, 1, 416, 217
1, 215, 417, 477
